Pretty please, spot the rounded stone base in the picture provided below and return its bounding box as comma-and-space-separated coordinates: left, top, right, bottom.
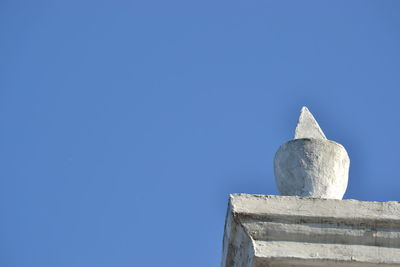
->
274, 138, 350, 199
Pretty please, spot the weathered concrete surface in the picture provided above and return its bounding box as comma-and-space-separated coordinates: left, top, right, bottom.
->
274, 107, 350, 199
274, 139, 350, 199
221, 194, 400, 267
294, 107, 327, 140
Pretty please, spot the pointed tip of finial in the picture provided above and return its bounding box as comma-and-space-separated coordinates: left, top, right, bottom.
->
294, 106, 327, 140
300, 106, 309, 113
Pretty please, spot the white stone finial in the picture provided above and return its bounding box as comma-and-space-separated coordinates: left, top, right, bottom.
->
274, 107, 350, 199
294, 106, 326, 139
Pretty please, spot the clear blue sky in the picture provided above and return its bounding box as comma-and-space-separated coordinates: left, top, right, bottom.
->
1, 1, 400, 266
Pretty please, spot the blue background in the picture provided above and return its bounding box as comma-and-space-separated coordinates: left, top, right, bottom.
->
1, 1, 400, 266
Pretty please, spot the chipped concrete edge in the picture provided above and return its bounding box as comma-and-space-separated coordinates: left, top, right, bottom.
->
221, 194, 400, 267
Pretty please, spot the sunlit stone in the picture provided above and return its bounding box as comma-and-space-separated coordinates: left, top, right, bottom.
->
274, 107, 349, 199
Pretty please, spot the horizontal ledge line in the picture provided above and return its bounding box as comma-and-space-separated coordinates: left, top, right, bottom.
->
235, 212, 400, 229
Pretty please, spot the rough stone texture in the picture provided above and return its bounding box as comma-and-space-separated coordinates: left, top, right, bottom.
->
274, 139, 350, 199
221, 194, 400, 267
294, 107, 326, 140
274, 106, 350, 199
